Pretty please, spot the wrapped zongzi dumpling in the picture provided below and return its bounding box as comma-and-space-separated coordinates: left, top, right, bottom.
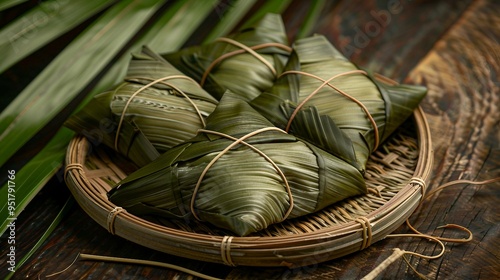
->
162, 13, 291, 101
65, 46, 218, 167
108, 93, 365, 236
250, 35, 427, 172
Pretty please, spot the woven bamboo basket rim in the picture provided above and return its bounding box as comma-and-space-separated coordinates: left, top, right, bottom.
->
64, 106, 432, 268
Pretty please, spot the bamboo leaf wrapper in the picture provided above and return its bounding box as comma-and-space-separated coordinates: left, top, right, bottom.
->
65, 47, 218, 166
108, 93, 365, 236
250, 35, 427, 172
161, 13, 291, 101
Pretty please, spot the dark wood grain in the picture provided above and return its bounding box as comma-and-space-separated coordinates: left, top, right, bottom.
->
313, 0, 473, 79
400, 1, 500, 278
1, 0, 498, 279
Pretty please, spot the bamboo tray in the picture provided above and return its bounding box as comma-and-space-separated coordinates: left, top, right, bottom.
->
64, 106, 432, 268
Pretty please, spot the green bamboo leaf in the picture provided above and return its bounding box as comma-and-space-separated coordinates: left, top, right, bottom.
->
202, 0, 257, 43
371, 78, 428, 143
0, 0, 115, 73
0, 127, 74, 235
146, 0, 219, 53
0, 0, 165, 168
295, 0, 327, 39
0, 0, 27, 11
65, 90, 160, 167
239, 0, 292, 29
282, 104, 359, 170
162, 13, 291, 101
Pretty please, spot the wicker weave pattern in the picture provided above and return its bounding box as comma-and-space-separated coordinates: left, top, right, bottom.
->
64, 107, 432, 267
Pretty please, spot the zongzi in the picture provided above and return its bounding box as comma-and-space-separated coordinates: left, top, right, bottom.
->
108, 93, 366, 236
250, 35, 427, 172
162, 13, 292, 101
65, 46, 218, 167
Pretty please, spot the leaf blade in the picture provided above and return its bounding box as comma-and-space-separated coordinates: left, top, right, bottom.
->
0, 0, 115, 73
0, 0, 165, 167
0, 127, 74, 235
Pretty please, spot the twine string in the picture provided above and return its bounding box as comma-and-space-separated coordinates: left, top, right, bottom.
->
409, 177, 427, 202
42, 253, 80, 278
190, 127, 294, 222
200, 38, 292, 86
369, 177, 500, 279
406, 177, 500, 243
355, 217, 373, 250
107, 206, 125, 235
279, 69, 380, 151
42, 253, 222, 280
221, 236, 236, 267
361, 234, 445, 280
114, 75, 202, 150
64, 163, 84, 184
420, 178, 500, 203
373, 72, 399, 85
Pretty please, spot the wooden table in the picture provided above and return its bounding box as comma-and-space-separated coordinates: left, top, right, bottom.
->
2, 0, 499, 279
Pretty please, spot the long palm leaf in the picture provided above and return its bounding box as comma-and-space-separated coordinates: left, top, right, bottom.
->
202, 0, 258, 43
0, 128, 73, 235
0, 0, 27, 11
0, 0, 115, 73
